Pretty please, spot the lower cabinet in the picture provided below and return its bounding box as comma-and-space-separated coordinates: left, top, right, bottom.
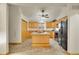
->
32, 34, 50, 48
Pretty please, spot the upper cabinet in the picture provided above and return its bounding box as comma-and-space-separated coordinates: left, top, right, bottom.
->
46, 22, 58, 28
29, 21, 38, 28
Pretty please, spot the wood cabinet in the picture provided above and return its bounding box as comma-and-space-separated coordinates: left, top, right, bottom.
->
50, 31, 55, 39
29, 21, 38, 28
21, 20, 31, 41
32, 33, 50, 48
46, 22, 58, 28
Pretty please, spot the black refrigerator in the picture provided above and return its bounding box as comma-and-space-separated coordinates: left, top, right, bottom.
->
58, 20, 68, 51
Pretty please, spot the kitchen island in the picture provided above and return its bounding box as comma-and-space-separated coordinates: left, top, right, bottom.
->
31, 32, 50, 48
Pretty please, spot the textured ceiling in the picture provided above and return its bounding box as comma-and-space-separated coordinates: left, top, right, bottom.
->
9, 3, 79, 22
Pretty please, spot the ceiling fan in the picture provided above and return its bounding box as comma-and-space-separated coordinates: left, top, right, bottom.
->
39, 9, 49, 18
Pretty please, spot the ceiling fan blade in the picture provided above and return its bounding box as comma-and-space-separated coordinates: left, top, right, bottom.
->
44, 14, 49, 18
45, 16, 49, 18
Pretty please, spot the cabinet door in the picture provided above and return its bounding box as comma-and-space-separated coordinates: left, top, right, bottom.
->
46, 22, 57, 28
21, 20, 31, 41
29, 22, 38, 28
50, 31, 55, 38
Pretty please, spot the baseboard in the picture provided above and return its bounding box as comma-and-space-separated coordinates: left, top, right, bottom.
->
9, 43, 21, 45
67, 51, 79, 55
65, 51, 71, 55
71, 53, 79, 55
0, 51, 9, 55
9, 41, 22, 45
70, 52, 79, 55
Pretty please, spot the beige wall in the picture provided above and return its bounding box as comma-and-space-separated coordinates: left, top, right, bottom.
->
68, 13, 79, 54
0, 3, 9, 54
9, 5, 22, 43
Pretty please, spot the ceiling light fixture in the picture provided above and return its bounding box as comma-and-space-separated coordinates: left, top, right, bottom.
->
39, 9, 49, 18
42, 9, 49, 18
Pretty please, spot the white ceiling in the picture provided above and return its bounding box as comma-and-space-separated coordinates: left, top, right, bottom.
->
9, 3, 67, 7
9, 3, 79, 22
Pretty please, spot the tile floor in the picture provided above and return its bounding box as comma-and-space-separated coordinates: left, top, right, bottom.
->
9, 39, 68, 55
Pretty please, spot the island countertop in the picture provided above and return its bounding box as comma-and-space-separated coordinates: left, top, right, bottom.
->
31, 32, 50, 35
